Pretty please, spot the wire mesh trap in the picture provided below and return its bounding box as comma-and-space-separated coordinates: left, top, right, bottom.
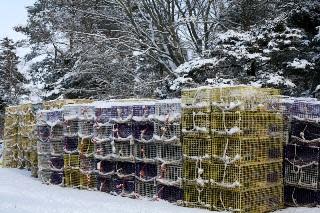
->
183, 184, 212, 210
135, 142, 157, 162
182, 137, 212, 161
50, 156, 64, 170
97, 159, 115, 175
156, 185, 183, 203
135, 162, 157, 180
157, 163, 182, 184
132, 121, 154, 141
135, 179, 157, 198
113, 177, 135, 196
211, 185, 283, 213
50, 139, 64, 156
64, 154, 79, 169
79, 138, 94, 155
94, 140, 113, 159
115, 161, 135, 178
38, 169, 52, 184
97, 175, 113, 192
113, 123, 132, 140
80, 172, 97, 190
94, 123, 113, 140
50, 171, 64, 185
154, 121, 180, 141
64, 137, 79, 153
64, 168, 80, 188
80, 155, 95, 172
284, 185, 320, 207
79, 120, 94, 137
211, 136, 283, 164
156, 143, 182, 162
290, 120, 320, 145
182, 108, 211, 138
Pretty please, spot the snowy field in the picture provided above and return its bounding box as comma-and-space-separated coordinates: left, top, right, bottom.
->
0, 169, 318, 213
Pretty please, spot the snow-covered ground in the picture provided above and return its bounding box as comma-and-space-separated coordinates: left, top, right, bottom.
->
0, 169, 318, 213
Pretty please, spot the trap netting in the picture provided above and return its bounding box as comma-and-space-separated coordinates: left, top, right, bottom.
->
181, 86, 284, 212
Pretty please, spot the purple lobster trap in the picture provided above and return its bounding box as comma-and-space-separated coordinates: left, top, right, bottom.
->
111, 104, 133, 122
156, 185, 183, 203
94, 140, 113, 160
94, 123, 113, 140
64, 136, 79, 153
37, 125, 51, 142
132, 102, 155, 120
154, 121, 180, 141
115, 161, 135, 178
156, 143, 182, 163
97, 175, 114, 192
132, 121, 154, 142
50, 171, 64, 185
37, 141, 51, 155
135, 162, 157, 180
290, 120, 320, 145
50, 139, 64, 156
135, 179, 157, 198
97, 159, 115, 176
135, 142, 157, 162
113, 177, 135, 196
50, 156, 64, 171
285, 144, 320, 189
64, 119, 79, 137
113, 123, 132, 140
290, 100, 320, 121
157, 163, 182, 185
95, 105, 112, 124
79, 120, 94, 138
285, 185, 320, 206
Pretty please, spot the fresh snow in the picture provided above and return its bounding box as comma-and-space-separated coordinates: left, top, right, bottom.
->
0, 169, 319, 213
287, 58, 314, 69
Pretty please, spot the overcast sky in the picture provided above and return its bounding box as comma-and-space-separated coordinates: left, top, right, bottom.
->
0, 0, 36, 41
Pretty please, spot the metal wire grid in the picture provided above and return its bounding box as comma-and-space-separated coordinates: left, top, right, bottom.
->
38, 154, 51, 171
50, 171, 64, 185
79, 138, 94, 155
290, 120, 320, 144
132, 121, 154, 141
212, 136, 283, 164
114, 140, 134, 160
80, 156, 95, 171
50, 139, 64, 156
38, 169, 52, 184
135, 162, 157, 180
94, 124, 113, 140
79, 120, 94, 137
135, 179, 157, 198
80, 172, 97, 190
97, 159, 115, 175
156, 185, 183, 203
132, 104, 155, 117
154, 121, 181, 141
211, 112, 284, 138
157, 163, 182, 183
115, 161, 135, 177
113, 177, 135, 195
211, 185, 283, 212
64, 136, 79, 153
284, 161, 319, 189
183, 184, 212, 210
94, 140, 113, 159
182, 137, 212, 160
64, 168, 80, 188
64, 154, 80, 169
135, 142, 157, 162
284, 185, 320, 206
97, 175, 113, 192
95, 107, 112, 123
156, 143, 182, 162
37, 141, 51, 155
50, 156, 64, 171
182, 108, 211, 138
290, 101, 320, 121
113, 123, 132, 140
155, 100, 181, 117
64, 120, 79, 136
184, 161, 283, 190
181, 87, 212, 108
111, 105, 133, 120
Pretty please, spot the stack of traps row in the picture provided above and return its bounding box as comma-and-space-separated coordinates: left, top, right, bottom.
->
3, 103, 42, 176
284, 98, 320, 206
181, 86, 285, 212
36, 99, 183, 203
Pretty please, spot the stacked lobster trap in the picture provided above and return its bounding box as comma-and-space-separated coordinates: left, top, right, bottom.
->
181, 86, 285, 212
36, 109, 64, 185
154, 99, 183, 202
2, 106, 19, 168
284, 99, 320, 206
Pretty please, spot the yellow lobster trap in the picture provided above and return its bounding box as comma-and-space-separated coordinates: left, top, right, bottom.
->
211, 136, 284, 164
211, 111, 284, 138
182, 108, 211, 138
182, 183, 213, 210
181, 87, 212, 108
80, 172, 97, 190
210, 86, 281, 112
43, 99, 93, 110
183, 161, 282, 191
211, 185, 284, 213
64, 168, 80, 188
64, 154, 80, 169
182, 137, 212, 161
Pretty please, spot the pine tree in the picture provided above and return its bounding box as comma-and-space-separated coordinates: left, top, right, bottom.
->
0, 37, 27, 107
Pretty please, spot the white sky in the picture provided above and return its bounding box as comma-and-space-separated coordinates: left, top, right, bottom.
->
0, 0, 36, 41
